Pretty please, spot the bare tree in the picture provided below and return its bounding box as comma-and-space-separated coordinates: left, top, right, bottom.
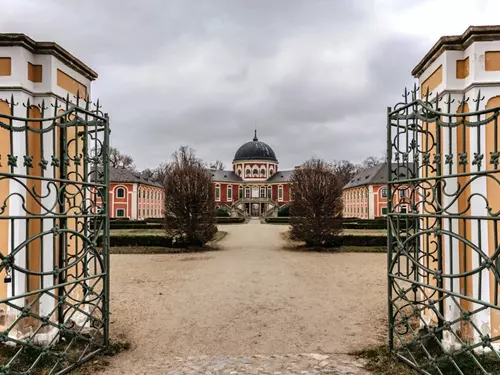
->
332, 160, 359, 187
164, 146, 216, 245
208, 160, 226, 170
289, 158, 343, 247
361, 155, 385, 169
109, 147, 136, 170
141, 162, 168, 184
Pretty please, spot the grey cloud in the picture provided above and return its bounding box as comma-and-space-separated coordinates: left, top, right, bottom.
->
1, 0, 431, 170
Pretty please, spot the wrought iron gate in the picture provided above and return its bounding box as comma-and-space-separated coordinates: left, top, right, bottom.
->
0, 95, 110, 374
387, 87, 500, 374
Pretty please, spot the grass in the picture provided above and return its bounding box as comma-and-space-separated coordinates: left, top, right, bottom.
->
280, 231, 387, 253
354, 345, 500, 375
0, 338, 130, 375
354, 347, 419, 375
106, 231, 228, 254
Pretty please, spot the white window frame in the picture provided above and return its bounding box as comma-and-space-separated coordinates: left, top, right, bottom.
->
381, 188, 388, 198
116, 187, 125, 198
278, 185, 283, 201
245, 186, 251, 198
260, 186, 266, 198
227, 185, 233, 201
215, 184, 221, 201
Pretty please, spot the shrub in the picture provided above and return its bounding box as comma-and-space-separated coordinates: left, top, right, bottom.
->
215, 217, 245, 224
265, 217, 290, 224
289, 158, 343, 247
215, 207, 230, 217
163, 146, 216, 245
277, 205, 289, 217
110, 223, 163, 230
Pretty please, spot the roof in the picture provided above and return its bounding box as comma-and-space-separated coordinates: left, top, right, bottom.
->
343, 163, 416, 189
233, 130, 278, 163
412, 25, 500, 78
0, 33, 98, 80
110, 167, 163, 188
267, 170, 293, 183
210, 170, 243, 182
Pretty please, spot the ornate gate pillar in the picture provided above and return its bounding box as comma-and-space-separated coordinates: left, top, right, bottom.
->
0, 34, 110, 373
388, 26, 500, 374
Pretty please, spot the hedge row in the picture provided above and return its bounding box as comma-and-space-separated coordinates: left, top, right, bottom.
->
110, 223, 164, 230
216, 217, 245, 224
98, 234, 188, 247
339, 235, 387, 247
265, 217, 290, 224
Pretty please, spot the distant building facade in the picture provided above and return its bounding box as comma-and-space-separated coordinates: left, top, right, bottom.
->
342, 163, 413, 219
210, 131, 292, 217
107, 168, 164, 220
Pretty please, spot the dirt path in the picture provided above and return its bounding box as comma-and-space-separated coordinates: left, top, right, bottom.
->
103, 220, 386, 374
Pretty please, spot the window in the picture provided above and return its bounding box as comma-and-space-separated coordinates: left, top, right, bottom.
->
238, 169, 242, 176
268, 186, 272, 199
116, 187, 125, 198
239, 186, 243, 199
382, 207, 388, 216
227, 185, 232, 201
246, 169, 251, 177
261, 169, 266, 177
381, 188, 388, 198
401, 205, 407, 213
253, 169, 259, 176
215, 184, 220, 201
269, 169, 274, 176
116, 208, 125, 217
278, 185, 283, 200
245, 186, 251, 198
400, 189, 406, 198
260, 187, 266, 198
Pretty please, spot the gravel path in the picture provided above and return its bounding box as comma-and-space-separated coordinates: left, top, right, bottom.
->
102, 219, 386, 374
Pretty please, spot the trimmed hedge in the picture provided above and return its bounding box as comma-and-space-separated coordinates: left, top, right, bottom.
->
340, 235, 387, 247
110, 223, 164, 230
265, 217, 290, 224
216, 217, 245, 224
98, 234, 188, 247
278, 206, 289, 217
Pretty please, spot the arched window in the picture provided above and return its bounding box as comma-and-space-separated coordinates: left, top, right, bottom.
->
238, 169, 242, 176
253, 169, 259, 176
116, 187, 125, 198
246, 169, 251, 177
261, 168, 266, 177
215, 184, 221, 201
269, 169, 274, 176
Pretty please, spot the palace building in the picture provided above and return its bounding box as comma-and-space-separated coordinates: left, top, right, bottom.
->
211, 131, 292, 217
107, 167, 164, 220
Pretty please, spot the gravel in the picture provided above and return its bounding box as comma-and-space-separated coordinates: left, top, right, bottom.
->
102, 219, 386, 374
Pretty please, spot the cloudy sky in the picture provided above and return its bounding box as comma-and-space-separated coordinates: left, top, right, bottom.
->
2, 0, 499, 170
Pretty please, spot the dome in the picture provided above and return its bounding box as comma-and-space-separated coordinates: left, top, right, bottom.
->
233, 131, 278, 163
